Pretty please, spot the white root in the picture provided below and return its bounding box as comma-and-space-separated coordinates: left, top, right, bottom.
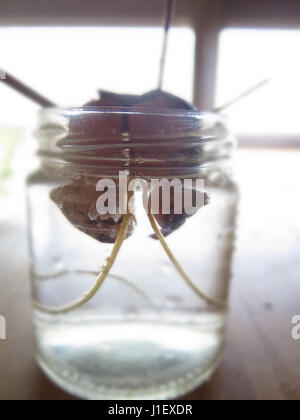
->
33, 213, 132, 315
33, 202, 226, 315
147, 211, 227, 308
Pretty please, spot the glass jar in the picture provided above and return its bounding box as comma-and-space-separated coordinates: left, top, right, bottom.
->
27, 106, 238, 400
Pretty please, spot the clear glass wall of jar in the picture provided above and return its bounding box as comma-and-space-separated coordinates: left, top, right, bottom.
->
27, 107, 238, 400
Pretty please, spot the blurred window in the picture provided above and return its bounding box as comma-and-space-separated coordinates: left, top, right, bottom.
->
0, 26, 195, 126
0, 26, 195, 197
216, 28, 300, 146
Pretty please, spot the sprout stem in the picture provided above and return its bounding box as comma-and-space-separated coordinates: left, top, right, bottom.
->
158, 0, 176, 90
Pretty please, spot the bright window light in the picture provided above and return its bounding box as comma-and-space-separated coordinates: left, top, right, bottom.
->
216, 29, 300, 140
0, 26, 195, 202
0, 27, 195, 126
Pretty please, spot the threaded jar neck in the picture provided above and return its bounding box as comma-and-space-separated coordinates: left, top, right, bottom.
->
36, 107, 235, 180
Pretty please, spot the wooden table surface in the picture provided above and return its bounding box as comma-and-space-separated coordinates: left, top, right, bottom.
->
0, 149, 299, 400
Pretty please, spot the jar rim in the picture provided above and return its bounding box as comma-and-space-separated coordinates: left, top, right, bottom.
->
39, 106, 221, 120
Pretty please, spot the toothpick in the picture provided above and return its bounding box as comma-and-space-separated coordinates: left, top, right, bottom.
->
0, 69, 56, 107
214, 78, 270, 113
